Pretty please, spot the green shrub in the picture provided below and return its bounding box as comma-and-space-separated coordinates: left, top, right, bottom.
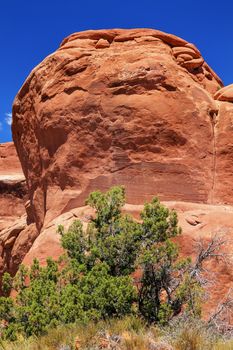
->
0, 186, 203, 340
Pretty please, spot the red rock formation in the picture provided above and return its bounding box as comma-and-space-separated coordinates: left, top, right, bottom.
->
214, 84, 233, 102
12, 28, 226, 234
1, 29, 233, 313
0, 142, 26, 231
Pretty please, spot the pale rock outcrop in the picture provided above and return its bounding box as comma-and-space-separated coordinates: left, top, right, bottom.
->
214, 84, 233, 102
0, 142, 26, 231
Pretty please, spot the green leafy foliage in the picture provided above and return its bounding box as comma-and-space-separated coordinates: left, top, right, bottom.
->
86, 186, 125, 232
0, 186, 203, 340
2, 272, 12, 295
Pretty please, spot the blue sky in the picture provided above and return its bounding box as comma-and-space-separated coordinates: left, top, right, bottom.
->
1, 0, 233, 142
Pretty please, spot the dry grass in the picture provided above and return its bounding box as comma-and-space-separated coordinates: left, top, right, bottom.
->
0, 317, 145, 350
169, 320, 233, 350
172, 326, 213, 350
1, 316, 233, 350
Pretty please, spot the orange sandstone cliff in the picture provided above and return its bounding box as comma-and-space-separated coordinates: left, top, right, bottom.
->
1, 29, 233, 312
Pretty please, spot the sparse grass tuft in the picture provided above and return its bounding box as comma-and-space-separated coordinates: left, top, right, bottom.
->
2, 316, 233, 350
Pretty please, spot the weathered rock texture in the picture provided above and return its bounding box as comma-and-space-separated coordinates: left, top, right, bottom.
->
12, 28, 233, 235
215, 84, 233, 102
1, 29, 233, 311
0, 142, 26, 231
0, 143, 31, 277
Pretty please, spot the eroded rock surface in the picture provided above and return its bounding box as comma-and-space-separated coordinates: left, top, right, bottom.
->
0, 142, 26, 230
12, 28, 227, 234
0, 142, 29, 278
214, 84, 233, 102
1, 29, 233, 309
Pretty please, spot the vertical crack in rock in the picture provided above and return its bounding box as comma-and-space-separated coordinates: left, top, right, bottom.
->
209, 109, 218, 204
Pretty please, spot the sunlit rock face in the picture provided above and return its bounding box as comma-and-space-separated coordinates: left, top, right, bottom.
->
0, 142, 26, 231
214, 84, 233, 102
0, 28, 231, 308
12, 28, 233, 233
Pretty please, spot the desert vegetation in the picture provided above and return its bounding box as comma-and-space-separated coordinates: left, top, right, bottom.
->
2, 315, 233, 350
0, 186, 232, 349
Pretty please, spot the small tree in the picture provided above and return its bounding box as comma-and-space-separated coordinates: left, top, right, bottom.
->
2, 272, 13, 296
0, 186, 227, 340
85, 187, 199, 324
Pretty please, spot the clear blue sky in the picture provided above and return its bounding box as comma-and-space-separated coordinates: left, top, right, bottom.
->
1, 0, 233, 142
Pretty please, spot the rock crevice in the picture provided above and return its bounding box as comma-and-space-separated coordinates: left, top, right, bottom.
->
209, 109, 218, 204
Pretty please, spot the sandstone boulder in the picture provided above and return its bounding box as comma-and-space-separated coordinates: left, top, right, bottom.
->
12, 28, 226, 233
1, 29, 233, 314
